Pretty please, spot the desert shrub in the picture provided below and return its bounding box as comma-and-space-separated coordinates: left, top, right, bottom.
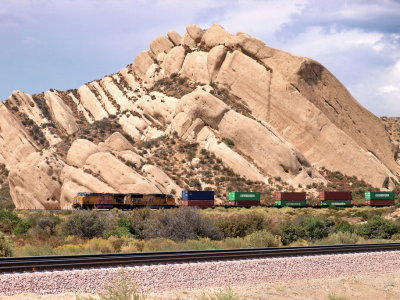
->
298, 216, 333, 241
0, 231, 12, 257
63, 211, 107, 239
0, 209, 20, 233
143, 208, 223, 242
316, 231, 365, 245
0, 184, 15, 210
142, 238, 177, 252
122, 208, 154, 238
214, 213, 269, 238
77, 269, 147, 300
281, 221, 306, 245
355, 215, 398, 239
245, 230, 278, 248
104, 226, 133, 239
12, 219, 32, 235
354, 209, 383, 221
222, 137, 235, 147
87, 238, 115, 254
35, 215, 61, 235
55, 244, 86, 255
197, 286, 242, 300
16, 244, 55, 256
332, 221, 354, 234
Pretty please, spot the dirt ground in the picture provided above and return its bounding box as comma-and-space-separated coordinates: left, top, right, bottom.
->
1, 270, 400, 300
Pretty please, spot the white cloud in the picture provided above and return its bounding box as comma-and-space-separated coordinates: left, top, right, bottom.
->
379, 85, 399, 94
216, 0, 308, 39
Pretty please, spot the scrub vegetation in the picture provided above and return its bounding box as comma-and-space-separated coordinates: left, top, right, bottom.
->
1, 205, 400, 257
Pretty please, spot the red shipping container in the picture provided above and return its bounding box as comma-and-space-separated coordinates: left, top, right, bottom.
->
275, 192, 306, 201
320, 191, 352, 200
366, 200, 395, 206
227, 200, 261, 206
180, 200, 214, 207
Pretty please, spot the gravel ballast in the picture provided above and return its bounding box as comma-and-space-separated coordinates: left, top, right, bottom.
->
1, 251, 400, 295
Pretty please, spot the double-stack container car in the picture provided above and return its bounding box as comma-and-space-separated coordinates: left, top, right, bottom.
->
275, 192, 307, 206
181, 190, 214, 208
320, 191, 352, 206
73, 189, 397, 210
365, 191, 395, 206
227, 192, 261, 206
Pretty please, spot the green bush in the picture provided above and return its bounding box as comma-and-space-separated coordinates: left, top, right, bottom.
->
281, 222, 306, 245
245, 230, 278, 248
104, 226, 133, 239
122, 209, 153, 239
143, 208, 223, 242
0, 231, 13, 257
215, 213, 269, 238
63, 211, 108, 239
0, 209, 20, 233
355, 215, 397, 239
12, 219, 32, 235
332, 221, 354, 234
299, 216, 332, 241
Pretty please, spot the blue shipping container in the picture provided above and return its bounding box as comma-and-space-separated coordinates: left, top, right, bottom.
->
182, 190, 214, 200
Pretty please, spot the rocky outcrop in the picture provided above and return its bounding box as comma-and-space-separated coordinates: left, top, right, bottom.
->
0, 24, 398, 209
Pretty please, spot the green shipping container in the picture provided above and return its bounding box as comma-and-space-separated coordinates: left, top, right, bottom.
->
365, 191, 395, 200
228, 192, 261, 201
275, 200, 307, 206
320, 200, 352, 206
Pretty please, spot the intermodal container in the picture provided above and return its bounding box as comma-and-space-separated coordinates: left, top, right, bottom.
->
320, 200, 352, 206
365, 191, 395, 200
180, 200, 214, 207
275, 192, 307, 201
228, 192, 261, 201
366, 200, 395, 206
275, 200, 307, 206
182, 190, 214, 201
320, 191, 352, 201
227, 200, 261, 206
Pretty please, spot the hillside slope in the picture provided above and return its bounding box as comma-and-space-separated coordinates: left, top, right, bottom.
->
0, 24, 398, 209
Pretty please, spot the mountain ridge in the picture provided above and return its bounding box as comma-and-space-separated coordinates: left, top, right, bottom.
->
0, 24, 398, 209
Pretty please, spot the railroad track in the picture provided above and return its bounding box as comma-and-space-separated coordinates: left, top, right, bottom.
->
1, 243, 400, 274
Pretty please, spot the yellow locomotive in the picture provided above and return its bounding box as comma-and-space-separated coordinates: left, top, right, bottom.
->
72, 192, 176, 209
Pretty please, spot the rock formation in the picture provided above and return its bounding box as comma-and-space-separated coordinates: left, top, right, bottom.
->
0, 24, 398, 209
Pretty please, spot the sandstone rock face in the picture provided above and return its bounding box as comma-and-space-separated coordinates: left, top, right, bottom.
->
44, 91, 78, 134
8, 150, 64, 209
150, 36, 174, 56
167, 30, 182, 46
67, 139, 100, 168
1, 24, 399, 209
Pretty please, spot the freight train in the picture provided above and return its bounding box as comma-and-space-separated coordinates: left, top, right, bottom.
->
72, 190, 397, 210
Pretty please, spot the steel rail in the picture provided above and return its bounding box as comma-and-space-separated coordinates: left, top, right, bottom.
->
1, 243, 399, 274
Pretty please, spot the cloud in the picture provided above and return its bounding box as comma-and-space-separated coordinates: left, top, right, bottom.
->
379, 85, 399, 94
0, 0, 398, 117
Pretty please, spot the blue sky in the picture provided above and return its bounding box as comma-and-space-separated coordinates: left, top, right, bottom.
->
1, 0, 399, 116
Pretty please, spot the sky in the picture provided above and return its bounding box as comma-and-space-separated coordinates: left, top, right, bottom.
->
0, 0, 399, 116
